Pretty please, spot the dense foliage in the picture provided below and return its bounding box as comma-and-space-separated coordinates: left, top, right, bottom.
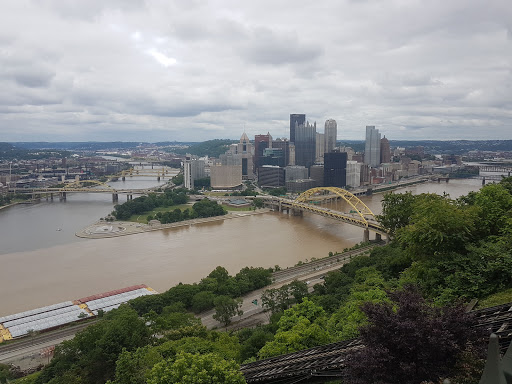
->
112, 190, 188, 220
344, 286, 486, 384
112, 191, 228, 223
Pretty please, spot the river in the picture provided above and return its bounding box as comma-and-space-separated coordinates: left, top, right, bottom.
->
0, 177, 484, 316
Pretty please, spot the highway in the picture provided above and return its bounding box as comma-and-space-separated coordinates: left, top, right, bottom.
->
199, 244, 380, 330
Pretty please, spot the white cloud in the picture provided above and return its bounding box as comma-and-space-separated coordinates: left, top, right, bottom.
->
147, 50, 177, 67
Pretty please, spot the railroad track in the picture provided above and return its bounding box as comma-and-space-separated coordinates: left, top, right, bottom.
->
241, 302, 512, 383
271, 244, 380, 284
0, 321, 95, 362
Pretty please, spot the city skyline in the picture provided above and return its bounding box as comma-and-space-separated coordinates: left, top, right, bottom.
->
1, 1, 511, 142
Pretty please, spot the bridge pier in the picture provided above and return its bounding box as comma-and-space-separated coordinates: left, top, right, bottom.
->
375, 233, 382, 242
157, 176, 160, 181
291, 208, 303, 216
112, 193, 118, 203
59, 192, 66, 201
482, 177, 486, 185
363, 229, 370, 243
51, 193, 53, 201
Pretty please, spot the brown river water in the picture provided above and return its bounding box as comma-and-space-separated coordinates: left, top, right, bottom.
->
0, 177, 483, 316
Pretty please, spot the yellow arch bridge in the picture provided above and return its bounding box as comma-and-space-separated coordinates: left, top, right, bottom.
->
265, 187, 388, 242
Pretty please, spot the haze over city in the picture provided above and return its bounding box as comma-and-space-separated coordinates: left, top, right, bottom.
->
1, 0, 511, 142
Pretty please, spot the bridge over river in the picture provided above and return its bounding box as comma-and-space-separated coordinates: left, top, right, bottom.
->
263, 187, 389, 242
10, 179, 163, 202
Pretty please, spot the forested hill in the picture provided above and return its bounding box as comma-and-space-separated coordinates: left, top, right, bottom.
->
0, 143, 70, 160
8, 139, 512, 156
388, 139, 512, 153
10, 142, 142, 151
171, 139, 238, 158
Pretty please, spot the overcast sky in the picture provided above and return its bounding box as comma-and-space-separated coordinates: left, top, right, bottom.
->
1, 0, 511, 143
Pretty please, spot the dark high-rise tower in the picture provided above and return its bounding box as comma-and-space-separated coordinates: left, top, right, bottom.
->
295, 121, 316, 169
324, 152, 348, 188
290, 114, 305, 143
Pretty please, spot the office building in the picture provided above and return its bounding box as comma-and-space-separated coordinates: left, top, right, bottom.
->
210, 164, 242, 189
254, 133, 272, 171
221, 133, 254, 179
272, 138, 294, 166
380, 136, 391, 164
346, 161, 361, 188
365, 126, 381, 167
286, 178, 316, 193
324, 152, 348, 188
290, 114, 305, 143
309, 165, 324, 187
316, 132, 325, 163
295, 121, 316, 169
261, 148, 285, 167
183, 154, 206, 190
324, 119, 337, 153
285, 165, 308, 181
258, 166, 285, 188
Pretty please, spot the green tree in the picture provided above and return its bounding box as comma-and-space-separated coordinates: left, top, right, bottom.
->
258, 298, 332, 358
396, 194, 476, 259
377, 191, 416, 236
191, 291, 216, 313
112, 346, 163, 384
472, 183, 512, 238
343, 285, 485, 384
212, 296, 243, 326
36, 305, 152, 384
147, 352, 246, 384
0, 364, 12, 384
328, 267, 389, 340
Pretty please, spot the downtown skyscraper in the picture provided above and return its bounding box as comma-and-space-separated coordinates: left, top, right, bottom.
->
365, 125, 381, 167
295, 121, 317, 169
324, 119, 337, 154
289, 114, 305, 144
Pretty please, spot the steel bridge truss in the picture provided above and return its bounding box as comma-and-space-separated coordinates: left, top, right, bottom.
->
292, 187, 383, 232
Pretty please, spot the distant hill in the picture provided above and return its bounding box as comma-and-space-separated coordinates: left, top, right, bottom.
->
6, 139, 512, 156
0, 142, 70, 160
11, 142, 143, 151
171, 139, 238, 158
388, 140, 512, 154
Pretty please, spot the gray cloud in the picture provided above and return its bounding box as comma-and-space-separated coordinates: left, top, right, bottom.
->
0, 0, 511, 142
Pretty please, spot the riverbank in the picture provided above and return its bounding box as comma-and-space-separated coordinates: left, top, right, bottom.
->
76, 208, 271, 239
0, 202, 17, 211
371, 177, 428, 194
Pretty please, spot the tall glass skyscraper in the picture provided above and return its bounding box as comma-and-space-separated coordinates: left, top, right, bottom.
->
290, 114, 305, 143
365, 125, 381, 167
295, 121, 316, 169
